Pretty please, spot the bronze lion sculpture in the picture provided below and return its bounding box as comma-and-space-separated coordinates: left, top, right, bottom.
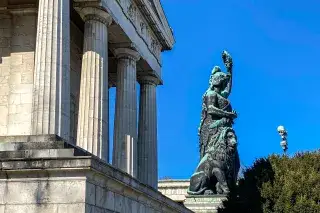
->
188, 127, 240, 195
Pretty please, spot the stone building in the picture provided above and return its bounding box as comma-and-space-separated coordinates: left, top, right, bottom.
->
158, 179, 190, 204
158, 180, 226, 212
0, 0, 193, 212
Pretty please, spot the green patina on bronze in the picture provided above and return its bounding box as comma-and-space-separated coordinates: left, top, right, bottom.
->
188, 51, 240, 195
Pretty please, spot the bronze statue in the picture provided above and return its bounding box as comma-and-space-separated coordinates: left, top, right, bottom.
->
188, 51, 240, 195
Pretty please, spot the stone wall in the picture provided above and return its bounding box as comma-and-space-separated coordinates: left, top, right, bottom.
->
0, 14, 12, 135
0, 12, 84, 140
7, 11, 37, 136
0, 10, 36, 136
0, 171, 87, 213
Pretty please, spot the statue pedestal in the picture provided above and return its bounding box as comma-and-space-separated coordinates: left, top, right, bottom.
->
184, 195, 227, 213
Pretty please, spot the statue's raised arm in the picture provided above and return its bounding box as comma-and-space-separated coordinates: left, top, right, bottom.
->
198, 52, 236, 158
221, 51, 233, 98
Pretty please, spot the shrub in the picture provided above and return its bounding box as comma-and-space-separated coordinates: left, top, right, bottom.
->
219, 150, 320, 213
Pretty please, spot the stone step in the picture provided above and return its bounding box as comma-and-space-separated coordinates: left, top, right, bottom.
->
0, 136, 93, 158
0, 135, 62, 143
0, 141, 67, 151
0, 149, 74, 159
0, 141, 92, 157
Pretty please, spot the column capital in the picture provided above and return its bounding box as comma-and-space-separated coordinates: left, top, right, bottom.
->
114, 48, 141, 62
76, 7, 112, 26
138, 75, 160, 86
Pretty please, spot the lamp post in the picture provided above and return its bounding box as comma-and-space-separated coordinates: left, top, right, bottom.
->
277, 125, 288, 154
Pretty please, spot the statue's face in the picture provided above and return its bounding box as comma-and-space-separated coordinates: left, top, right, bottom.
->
226, 131, 237, 150
210, 72, 229, 89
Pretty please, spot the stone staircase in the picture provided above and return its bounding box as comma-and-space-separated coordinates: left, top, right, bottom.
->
0, 135, 91, 159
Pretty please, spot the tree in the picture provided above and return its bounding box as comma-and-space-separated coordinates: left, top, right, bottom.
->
219, 150, 320, 213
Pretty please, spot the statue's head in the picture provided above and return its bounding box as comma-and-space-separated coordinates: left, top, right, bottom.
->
209, 66, 230, 90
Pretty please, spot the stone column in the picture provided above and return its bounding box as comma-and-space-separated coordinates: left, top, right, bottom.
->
137, 76, 159, 189
76, 7, 112, 162
113, 48, 140, 177
32, 0, 70, 140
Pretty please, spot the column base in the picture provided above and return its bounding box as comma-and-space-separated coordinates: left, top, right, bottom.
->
184, 195, 227, 213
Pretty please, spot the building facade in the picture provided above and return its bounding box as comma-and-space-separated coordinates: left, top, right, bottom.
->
0, 0, 173, 188
0, 1, 194, 212
158, 179, 190, 204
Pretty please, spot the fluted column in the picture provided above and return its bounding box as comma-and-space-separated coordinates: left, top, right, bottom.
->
32, 0, 70, 140
76, 7, 112, 162
113, 48, 140, 177
137, 76, 159, 189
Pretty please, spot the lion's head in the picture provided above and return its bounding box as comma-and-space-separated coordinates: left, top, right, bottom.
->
225, 129, 237, 153
210, 127, 238, 162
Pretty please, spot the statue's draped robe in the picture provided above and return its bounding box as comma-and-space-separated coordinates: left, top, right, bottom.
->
199, 91, 233, 158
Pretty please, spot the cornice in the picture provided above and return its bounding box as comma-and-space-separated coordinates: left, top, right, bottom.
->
134, 0, 175, 51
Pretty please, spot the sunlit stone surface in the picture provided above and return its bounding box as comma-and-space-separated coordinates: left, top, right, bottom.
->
0, 0, 190, 212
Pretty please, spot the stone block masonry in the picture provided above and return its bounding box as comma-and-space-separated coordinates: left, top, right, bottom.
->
8, 11, 37, 136
0, 137, 193, 213
0, 10, 37, 136
0, 14, 12, 136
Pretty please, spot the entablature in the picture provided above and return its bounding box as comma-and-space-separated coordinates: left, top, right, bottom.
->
74, 0, 174, 80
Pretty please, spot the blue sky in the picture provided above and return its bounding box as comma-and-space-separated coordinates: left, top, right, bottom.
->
154, 0, 320, 179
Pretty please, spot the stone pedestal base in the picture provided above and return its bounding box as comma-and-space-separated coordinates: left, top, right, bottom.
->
0, 135, 192, 213
184, 195, 227, 213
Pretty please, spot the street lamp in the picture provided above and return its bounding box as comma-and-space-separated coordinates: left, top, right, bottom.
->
277, 125, 288, 154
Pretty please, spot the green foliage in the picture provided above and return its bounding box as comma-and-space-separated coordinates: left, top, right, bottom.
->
219, 150, 320, 213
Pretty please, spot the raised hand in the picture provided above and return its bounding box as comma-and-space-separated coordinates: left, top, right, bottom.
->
222, 50, 233, 70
